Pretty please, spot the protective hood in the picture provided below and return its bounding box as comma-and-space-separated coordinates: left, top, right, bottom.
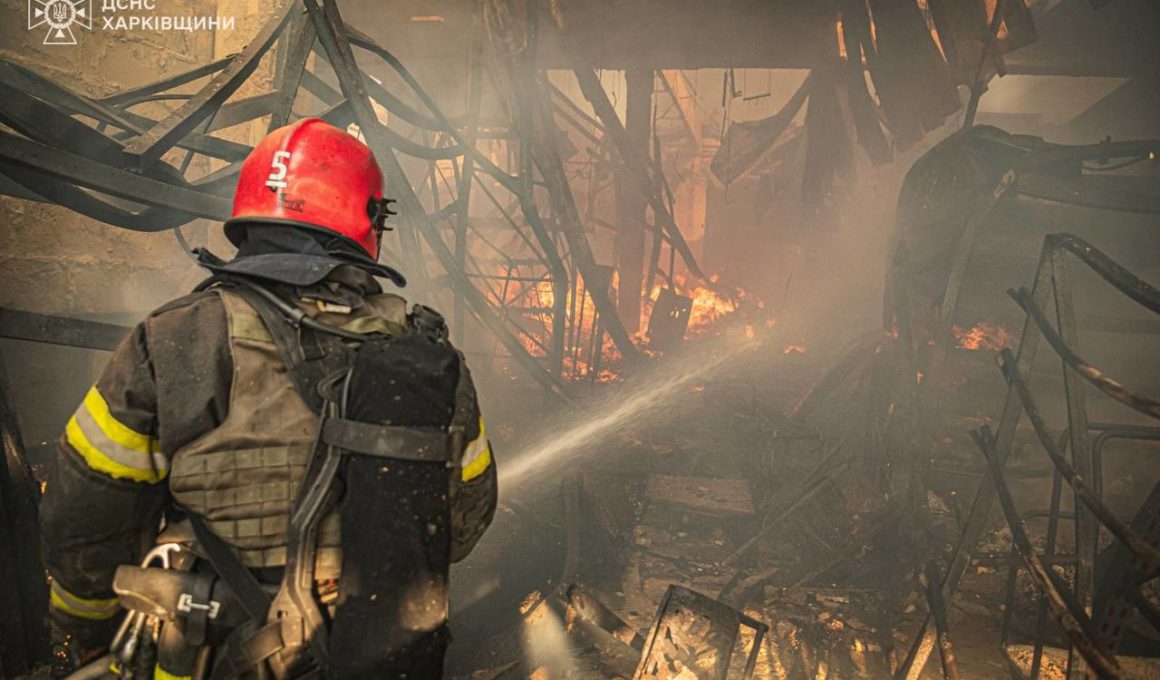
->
196, 224, 406, 288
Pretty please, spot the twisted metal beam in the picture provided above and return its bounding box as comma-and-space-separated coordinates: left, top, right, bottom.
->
0, 133, 231, 223
971, 426, 1123, 680
1009, 287, 1160, 419
1044, 233, 1160, 315
121, 2, 294, 170
997, 348, 1160, 573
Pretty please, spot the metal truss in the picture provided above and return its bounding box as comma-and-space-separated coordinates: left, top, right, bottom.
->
0, 0, 710, 395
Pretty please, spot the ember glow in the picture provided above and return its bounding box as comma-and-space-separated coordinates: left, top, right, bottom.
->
953, 318, 1015, 351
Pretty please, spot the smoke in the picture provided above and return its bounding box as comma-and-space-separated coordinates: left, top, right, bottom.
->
520, 595, 577, 676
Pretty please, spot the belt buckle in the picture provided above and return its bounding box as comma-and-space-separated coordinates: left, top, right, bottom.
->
177, 592, 221, 620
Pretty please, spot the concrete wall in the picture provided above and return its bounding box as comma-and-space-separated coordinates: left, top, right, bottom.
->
0, 0, 274, 465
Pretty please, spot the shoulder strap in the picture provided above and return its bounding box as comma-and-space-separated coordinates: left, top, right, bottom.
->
222, 282, 351, 414
187, 514, 271, 622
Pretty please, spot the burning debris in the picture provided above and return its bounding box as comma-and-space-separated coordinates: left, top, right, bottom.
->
488, 261, 766, 384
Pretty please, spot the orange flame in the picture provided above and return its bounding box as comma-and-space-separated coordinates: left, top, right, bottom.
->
688, 286, 739, 333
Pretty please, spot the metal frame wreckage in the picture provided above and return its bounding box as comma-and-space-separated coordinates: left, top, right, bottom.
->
805, 132, 1160, 680
2, 0, 1160, 679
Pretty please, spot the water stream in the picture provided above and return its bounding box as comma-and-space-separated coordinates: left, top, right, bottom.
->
498, 331, 760, 494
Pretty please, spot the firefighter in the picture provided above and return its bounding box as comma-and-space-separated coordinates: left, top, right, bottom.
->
41, 118, 497, 679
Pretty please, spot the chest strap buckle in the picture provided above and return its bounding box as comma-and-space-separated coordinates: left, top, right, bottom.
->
177, 592, 220, 620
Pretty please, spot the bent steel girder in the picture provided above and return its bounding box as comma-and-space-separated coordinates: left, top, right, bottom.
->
0, 0, 671, 392
120, 2, 295, 171
0, 133, 232, 223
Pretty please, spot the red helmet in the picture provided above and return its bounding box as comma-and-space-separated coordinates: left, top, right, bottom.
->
227, 118, 393, 258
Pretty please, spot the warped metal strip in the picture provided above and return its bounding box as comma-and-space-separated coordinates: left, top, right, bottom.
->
1017, 172, 1160, 215
267, 14, 316, 132
0, 172, 47, 202
496, 46, 637, 363
301, 0, 573, 400
1010, 288, 1160, 419
0, 80, 192, 186
338, 24, 523, 193
0, 165, 194, 231
97, 55, 236, 107
0, 308, 129, 351
0, 59, 143, 134
121, 2, 294, 170
894, 248, 1055, 680
997, 348, 1160, 573
311, 40, 441, 131
971, 427, 1124, 680
546, 80, 610, 150
502, 60, 570, 369
924, 561, 960, 680
109, 109, 251, 161
0, 132, 231, 223
571, 67, 706, 282
1019, 140, 1160, 172
297, 71, 463, 161
340, 14, 633, 366
199, 93, 283, 133
1045, 234, 1160, 315
0, 66, 241, 227
0, 80, 132, 167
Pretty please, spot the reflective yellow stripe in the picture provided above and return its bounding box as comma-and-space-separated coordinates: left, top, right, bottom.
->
461, 446, 492, 482
82, 387, 155, 454
154, 664, 192, 680
50, 580, 119, 621
65, 387, 166, 483
461, 418, 492, 483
